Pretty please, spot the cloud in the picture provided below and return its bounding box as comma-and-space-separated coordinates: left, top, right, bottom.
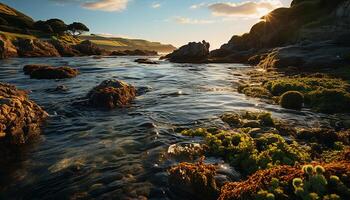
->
190, 3, 208, 9
208, 0, 282, 18
174, 17, 214, 24
82, 0, 130, 11
151, 2, 161, 9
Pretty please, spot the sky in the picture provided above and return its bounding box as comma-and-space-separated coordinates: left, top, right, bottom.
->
2, 0, 293, 49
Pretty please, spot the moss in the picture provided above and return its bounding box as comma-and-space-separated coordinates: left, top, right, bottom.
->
181, 128, 210, 137
220, 111, 275, 128
241, 86, 272, 99
296, 128, 339, 148
279, 91, 304, 110
306, 89, 350, 113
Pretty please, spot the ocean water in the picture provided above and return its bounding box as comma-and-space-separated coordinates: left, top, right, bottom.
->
0, 56, 334, 199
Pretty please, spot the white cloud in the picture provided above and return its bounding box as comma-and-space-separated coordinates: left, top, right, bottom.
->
190, 3, 208, 9
174, 17, 215, 24
151, 2, 161, 9
208, 0, 282, 18
82, 0, 130, 12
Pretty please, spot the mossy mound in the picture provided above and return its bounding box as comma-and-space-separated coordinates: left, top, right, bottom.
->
219, 161, 350, 200
240, 75, 350, 113
220, 111, 275, 128
168, 159, 219, 200
280, 91, 304, 110
181, 128, 310, 175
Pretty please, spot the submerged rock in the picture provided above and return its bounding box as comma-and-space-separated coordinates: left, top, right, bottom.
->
15, 39, 60, 57
163, 40, 210, 63
23, 64, 79, 79
0, 82, 48, 145
134, 58, 159, 64
110, 49, 158, 56
87, 79, 136, 109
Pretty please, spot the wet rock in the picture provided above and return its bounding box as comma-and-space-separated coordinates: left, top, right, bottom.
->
15, 39, 60, 57
110, 49, 158, 56
0, 82, 48, 145
163, 40, 210, 63
134, 58, 159, 64
0, 35, 17, 59
49, 39, 80, 57
87, 79, 136, 109
73, 40, 102, 56
23, 64, 79, 79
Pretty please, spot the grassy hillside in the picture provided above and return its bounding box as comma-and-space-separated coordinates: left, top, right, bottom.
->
79, 34, 176, 53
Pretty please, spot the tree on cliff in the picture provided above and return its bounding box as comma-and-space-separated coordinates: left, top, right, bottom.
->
46, 19, 67, 35
67, 22, 89, 36
33, 20, 53, 33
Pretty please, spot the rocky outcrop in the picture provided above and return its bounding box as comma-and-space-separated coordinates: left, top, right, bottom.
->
258, 41, 350, 69
73, 40, 103, 56
0, 35, 17, 59
110, 49, 158, 56
23, 64, 79, 79
134, 58, 159, 64
49, 39, 80, 57
87, 79, 136, 109
0, 83, 48, 145
163, 40, 210, 63
15, 39, 60, 57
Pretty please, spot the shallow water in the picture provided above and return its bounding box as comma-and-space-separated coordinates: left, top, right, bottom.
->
0, 56, 338, 199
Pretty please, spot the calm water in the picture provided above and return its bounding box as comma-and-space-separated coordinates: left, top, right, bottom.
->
0, 56, 336, 199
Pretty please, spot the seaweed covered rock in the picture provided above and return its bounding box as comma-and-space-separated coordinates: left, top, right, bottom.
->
163, 40, 210, 63
87, 79, 136, 109
0, 83, 48, 145
219, 161, 350, 200
15, 39, 60, 57
134, 58, 159, 64
280, 91, 304, 110
23, 64, 79, 79
168, 159, 219, 200
220, 111, 275, 128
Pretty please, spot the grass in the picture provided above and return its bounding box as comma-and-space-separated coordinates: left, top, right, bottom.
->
0, 4, 17, 16
0, 31, 36, 40
89, 39, 127, 47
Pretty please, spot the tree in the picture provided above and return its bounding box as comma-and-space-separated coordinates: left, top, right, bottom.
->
34, 20, 53, 33
67, 22, 89, 36
46, 18, 67, 34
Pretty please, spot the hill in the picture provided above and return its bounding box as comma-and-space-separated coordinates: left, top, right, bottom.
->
79, 34, 176, 53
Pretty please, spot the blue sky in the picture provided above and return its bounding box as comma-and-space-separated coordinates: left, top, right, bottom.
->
3, 0, 292, 49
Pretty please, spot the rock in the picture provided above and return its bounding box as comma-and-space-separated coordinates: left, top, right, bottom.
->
134, 58, 159, 64
49, 39, 80, 57
87, 79, 136, 109
0, 82, 48, 145
164, 40, 210, 63
258, 42, 350, 69
110, 49, 158, 56
0, 35, 17, 59
73, 40, 102, 56
23, 64, 79, 79
15, 39, 60, 57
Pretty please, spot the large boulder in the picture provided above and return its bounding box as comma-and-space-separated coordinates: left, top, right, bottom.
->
15, 39, 60, 57
49, 39, 80, 57
73, 40, 102, 56
23, 64, 79, 79
164, 40, 210, 63
258, 42, 350, 69
87, 79, 136, 109
0, 35, 17, 59
0, 83, 48, 145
